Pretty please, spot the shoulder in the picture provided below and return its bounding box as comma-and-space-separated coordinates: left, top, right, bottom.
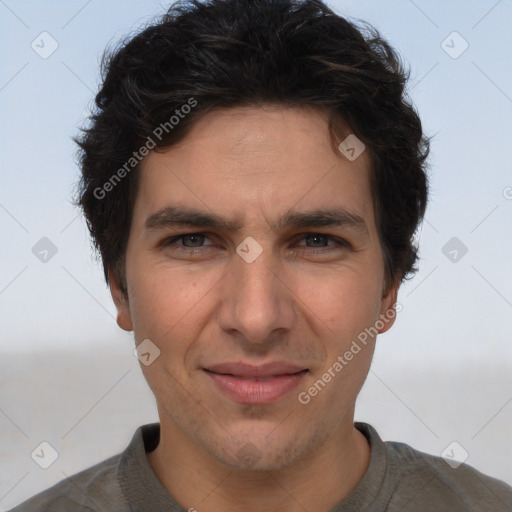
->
7, 453, 129, 512
385, 438, 512, 511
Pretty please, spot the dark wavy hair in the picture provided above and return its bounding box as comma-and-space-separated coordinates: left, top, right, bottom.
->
75, 0, 429, 295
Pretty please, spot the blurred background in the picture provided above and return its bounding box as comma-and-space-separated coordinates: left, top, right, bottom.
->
1, 0, 511, 508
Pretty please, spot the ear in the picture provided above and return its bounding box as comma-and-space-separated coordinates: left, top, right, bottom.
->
108, 268, 133, 332
377, 274, 400, 335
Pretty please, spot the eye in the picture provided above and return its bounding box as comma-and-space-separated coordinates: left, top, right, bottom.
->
159, 232, 350, 258
164, 233, 215, 249
293, 233, 349, 250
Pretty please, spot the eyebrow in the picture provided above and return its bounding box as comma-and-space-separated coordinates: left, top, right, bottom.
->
145, 205, 369, 235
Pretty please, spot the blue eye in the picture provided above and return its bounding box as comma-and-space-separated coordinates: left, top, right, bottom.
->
295, 233, 348, 249
160, 234, 215, 257
163, 232, 349, 253
166, 233, 213, 248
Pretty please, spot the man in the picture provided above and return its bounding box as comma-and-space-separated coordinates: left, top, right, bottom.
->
11, 0, 512, 510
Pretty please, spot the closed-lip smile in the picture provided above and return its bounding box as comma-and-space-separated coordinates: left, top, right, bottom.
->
203, 361, 308, 404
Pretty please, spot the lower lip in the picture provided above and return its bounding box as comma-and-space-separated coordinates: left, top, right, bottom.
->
205, 370, 308, 405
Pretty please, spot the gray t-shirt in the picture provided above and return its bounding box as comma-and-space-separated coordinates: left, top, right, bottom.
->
9, 422, 512, 511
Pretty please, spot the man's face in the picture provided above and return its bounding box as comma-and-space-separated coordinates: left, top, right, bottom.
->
111, 106, 398, 471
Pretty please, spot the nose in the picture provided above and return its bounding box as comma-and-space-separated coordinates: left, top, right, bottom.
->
217, 243, 296, 349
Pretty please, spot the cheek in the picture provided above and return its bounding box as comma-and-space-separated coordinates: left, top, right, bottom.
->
305, 268, 384, 338
300, 277, 379, 409
126, 263, 215, 343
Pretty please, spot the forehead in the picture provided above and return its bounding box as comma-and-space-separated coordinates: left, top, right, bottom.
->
135, 106, 375, 230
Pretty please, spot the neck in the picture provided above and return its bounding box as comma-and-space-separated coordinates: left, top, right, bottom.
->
147, 413, 371, 512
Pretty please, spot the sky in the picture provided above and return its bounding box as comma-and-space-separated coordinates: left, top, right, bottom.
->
1, 0, 511, 367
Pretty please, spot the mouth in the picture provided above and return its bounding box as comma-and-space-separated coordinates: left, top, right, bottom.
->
203, 362, 309, 405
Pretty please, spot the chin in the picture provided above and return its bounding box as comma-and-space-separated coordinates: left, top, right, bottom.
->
200, 424, 328, 472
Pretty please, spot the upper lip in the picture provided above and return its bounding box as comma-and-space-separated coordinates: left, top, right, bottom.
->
204, 362, 308, 378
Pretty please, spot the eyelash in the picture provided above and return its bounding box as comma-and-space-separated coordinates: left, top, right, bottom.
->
162, 232, 349, 253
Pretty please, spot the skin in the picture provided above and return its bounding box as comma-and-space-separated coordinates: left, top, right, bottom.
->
110, 105, 400, 512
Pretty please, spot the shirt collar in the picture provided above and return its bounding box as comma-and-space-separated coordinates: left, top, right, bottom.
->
117, 421, 391, 511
